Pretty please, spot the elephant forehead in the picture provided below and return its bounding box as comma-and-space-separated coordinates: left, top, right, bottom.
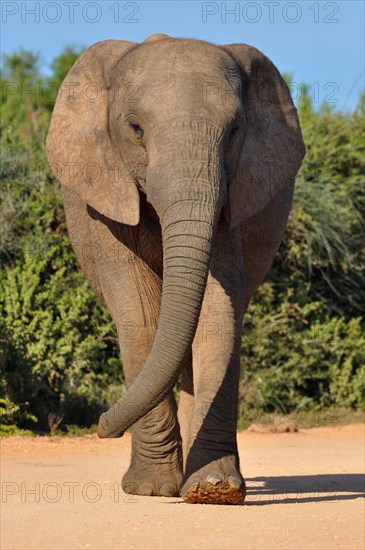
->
123, 39, 239, 81
119, 42, 241, 120
144, 73, 240, 122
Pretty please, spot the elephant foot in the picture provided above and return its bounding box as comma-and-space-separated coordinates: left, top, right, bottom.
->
122, 449, 183, 497
180, 455, 246, 505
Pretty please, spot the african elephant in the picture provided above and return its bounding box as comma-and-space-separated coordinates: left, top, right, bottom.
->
46, 34, 305, 504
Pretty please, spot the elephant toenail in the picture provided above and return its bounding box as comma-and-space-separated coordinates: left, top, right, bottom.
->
184, 477, 200, 491
160, 483, 176, 497
123, 482, 137, 494
206, 474, 222, 485
137, 483, 154, 496
228, 476, 242, 489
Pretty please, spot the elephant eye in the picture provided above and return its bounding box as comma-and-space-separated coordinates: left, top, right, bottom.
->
130, 122, 144, 139
229, 126, 240, 142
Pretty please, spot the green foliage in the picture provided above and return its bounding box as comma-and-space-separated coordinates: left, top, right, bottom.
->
0, 423, 36, 437
0, 49, 364, 432
0, 242, 123, 430
240, 283, 365, 415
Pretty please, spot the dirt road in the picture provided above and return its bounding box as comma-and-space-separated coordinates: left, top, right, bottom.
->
1, 424, 364, 550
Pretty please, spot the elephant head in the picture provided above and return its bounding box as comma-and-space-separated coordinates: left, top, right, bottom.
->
46, 35, 305, 438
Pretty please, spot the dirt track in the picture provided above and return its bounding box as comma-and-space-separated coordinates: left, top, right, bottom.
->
1, 424, 364, 550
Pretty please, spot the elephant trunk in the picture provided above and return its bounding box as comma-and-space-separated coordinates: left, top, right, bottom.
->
97, 120, 224, 438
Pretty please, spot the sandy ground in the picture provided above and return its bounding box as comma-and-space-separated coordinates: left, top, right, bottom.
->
1, 424, 364, 550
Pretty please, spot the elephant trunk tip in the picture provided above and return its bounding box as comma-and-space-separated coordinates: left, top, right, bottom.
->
97, 412, 125, 439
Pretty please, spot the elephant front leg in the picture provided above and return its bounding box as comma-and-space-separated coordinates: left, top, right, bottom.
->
180, 220, 246, 504
118, 321, 183, 498
96, 248, 183, 497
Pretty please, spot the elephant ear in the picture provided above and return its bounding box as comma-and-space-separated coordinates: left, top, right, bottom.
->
46, 40, 140, 225
221, 43, 305, 229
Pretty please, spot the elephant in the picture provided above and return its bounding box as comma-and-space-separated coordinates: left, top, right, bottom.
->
46, 33, 305, 505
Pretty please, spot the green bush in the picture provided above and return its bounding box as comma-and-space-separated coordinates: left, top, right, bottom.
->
0, 239, 123, 430
240, 283, 364, 415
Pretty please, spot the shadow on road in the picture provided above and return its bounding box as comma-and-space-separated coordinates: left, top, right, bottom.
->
245, 473, 365, 506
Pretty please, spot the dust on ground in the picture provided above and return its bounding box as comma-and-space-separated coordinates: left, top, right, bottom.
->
1, 424, 364, 550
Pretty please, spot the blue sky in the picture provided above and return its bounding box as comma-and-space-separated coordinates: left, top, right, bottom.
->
1, 0, 364, 111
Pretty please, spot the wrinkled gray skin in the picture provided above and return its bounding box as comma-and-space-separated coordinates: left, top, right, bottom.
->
46, 34, 305, 504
